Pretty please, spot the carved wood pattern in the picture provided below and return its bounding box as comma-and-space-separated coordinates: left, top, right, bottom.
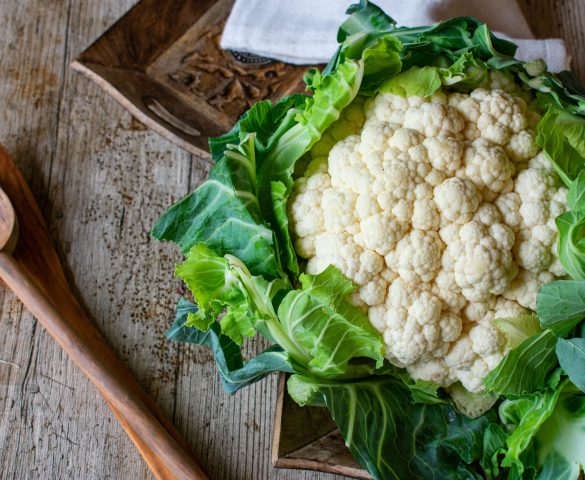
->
167, 21, 306, 123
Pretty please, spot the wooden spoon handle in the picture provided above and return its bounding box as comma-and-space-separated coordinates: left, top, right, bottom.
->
103, 396, 194, 480
0, 251, 208, 480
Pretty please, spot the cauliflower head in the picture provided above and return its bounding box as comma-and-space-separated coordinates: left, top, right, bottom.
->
288, 73, 568, 393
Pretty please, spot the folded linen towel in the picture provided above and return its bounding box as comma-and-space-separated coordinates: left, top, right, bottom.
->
221, 0, 570, 72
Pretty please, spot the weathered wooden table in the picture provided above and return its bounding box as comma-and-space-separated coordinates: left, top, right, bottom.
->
0, 1, 583, 478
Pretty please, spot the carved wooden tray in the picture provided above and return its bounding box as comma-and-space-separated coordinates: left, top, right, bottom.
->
72, 0, 367, 478
272, 374, 371, 479
72, 0, 309, 157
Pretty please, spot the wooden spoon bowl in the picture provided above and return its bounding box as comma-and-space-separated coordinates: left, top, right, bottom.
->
0, 187, 18, 253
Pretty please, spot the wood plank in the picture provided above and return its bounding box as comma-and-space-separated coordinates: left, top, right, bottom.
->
518, 0, 585, 83
0, 144, 207, 480
0, 1, 80, 478
0, 1, 583, 479
1, 0, 193, 478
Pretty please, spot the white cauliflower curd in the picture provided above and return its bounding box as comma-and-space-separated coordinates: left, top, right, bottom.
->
288, 74, 568, 393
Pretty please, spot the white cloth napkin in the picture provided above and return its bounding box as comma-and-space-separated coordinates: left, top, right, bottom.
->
221, 0, 570, 72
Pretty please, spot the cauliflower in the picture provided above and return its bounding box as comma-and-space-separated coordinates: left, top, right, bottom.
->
289, 81, 568, 393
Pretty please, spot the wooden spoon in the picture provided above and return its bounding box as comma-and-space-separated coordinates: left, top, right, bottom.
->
0, 187, 18, 255
0, 146, 208, 480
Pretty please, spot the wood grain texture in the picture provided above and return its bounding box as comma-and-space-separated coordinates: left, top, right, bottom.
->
0, 146, 207, 480
518, 0, 585, 82
0, 1, 583, 480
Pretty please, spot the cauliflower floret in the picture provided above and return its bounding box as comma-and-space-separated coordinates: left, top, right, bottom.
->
473, 202, 502, 226
307, 233, 384, 285
390, 198, 414, 223
490, 223, 516, 251
519, 199, 551, 228
493, 297, 527, 319
514, 229, 552, 273
374, 158, 433, 218
328, 135, 372, 194
385, 230, 444, 283
469, 322, 505, 356
355, 192, 381, 220
361, 150, 387, 181
359, 277, 388, 306
322, 188, 358, 234
348, 291, 368, 310
495, 192, 522, 231
404, 102, 465, 138
388, 127, 425, 152
447, 92, 468, 108
452, 222, 517, 301
549, 257, 566, 277
368, 304, 388, 333
432, 269, 466, 313
483, 70, 519, 94
445, 329, 507, 393
434, 177, 481, 224
506, 130, 539, 163
358, 212, 408, 255
514, 176, 567, 228
360, 119, 398, 154
462, 296, 496, 323
288, 172, 330, 238
510, 163, 567, 276
407, 358, 457, 387
425, 168, 447, 187
414, 182, 434, 200
367, 92, 410, 124
423, 137, 463, 175
444, 334, 477, 371
438, 223, 462, 245
381, 278, 462, 366
503, 269, 555, 309
461, 138, 514, 194
456, 358, 495, 393
288, 168, 331, 257
383, 151, 431, 180
471, 88, 527, 136
477, 113, 512, 145
449, 95, 481, 141
411, 198, 440, 230
452, 96, 480, 122
528, 151, 554, 170
550, 188, 568, 217
515, 167, 559, 207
